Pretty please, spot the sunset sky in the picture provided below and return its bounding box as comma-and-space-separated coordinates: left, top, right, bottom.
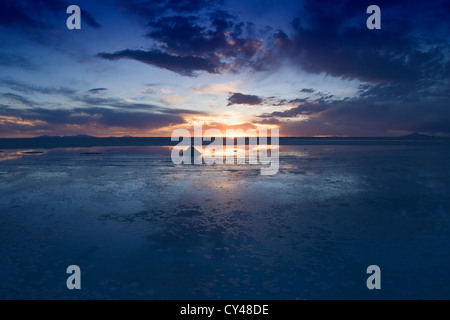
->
0, 0, 449, 138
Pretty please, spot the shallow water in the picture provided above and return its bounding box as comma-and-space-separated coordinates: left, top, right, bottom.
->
0, 144, 449, 299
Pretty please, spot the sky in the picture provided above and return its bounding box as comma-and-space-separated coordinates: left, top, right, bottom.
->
0, 0, 449, 138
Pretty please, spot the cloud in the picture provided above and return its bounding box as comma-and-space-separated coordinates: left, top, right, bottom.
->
0, 80, 206, 137
1, 79, 77, 96
78, 107, 185, 129
227, 93, 263, 106
0, 105, 186, 131
142, 86, 172, 95
158, 95, 184, 105
146, 14, 235, 57
142, 88, 157, 95
257, 78, 450, 136
100, 0, 449, 82
98, 49, 222, 76
89, 88, 108, 94
1, 93, 35, 107
0, 54, 38, 71
288, 98, 309, 104
191, 82, 240, 95
245, 0, 450, 136
100, 5, 265, 76
145, 13, 263, 69
261, 102, 330, 118
82, 10, 101, 29
2, 0, 449, 138
1, 79, 204, 114
262, 0, 450, 84
254, 117, 281, 125
71, 91, 203, 115
162, 108, 204, 115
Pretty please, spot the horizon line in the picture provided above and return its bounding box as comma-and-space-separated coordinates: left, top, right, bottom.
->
0, 134, 448, 140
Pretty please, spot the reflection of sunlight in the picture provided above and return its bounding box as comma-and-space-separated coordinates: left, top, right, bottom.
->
202, 175, 240, 191
203, 146, 240, 159
170, 144, 279, 163
170, 145, 241, 159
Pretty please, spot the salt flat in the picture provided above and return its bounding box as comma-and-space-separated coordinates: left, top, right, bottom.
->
0, 143, 449, 299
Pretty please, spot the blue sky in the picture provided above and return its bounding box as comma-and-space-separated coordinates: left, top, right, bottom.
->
0, 0, 449, 137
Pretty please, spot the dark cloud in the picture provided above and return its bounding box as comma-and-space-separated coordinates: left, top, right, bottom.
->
0, 105, 186, 131
261, 102, 330, 118
227, 93, 263, 106
254, 117, 281, 125
146, 13, 260, 59
102, 0, 449, 83
77, 107, 185, 129
258, 77, 450, 136
0, 105, 80, 125
147, 15, 223, 56
144, 11, 263, 71
100, 4, 265, 76
246, 0, 450, 136
264, 0, 450, 83
98, 49, 222, 76
289, 98, 309, 104
89, 88, 108, 94
163, 108, 204, 115
317, 93, 334, 100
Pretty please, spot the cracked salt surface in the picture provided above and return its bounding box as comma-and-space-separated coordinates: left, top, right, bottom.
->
0, 144, 449, 299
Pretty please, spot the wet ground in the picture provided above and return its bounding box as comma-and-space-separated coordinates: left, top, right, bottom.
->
0, 143, 449, 299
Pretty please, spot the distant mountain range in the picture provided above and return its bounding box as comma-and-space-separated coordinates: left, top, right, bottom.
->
32, 133, 440, 139
35, 135, 96, 139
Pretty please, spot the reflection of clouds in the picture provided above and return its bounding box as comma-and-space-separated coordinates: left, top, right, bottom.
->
0, 146, 172, 162
0, 149, 47, 162
280, 146, 309, 158
45, 146, 170, 156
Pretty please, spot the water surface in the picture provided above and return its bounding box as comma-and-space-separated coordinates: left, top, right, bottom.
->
0, 143, 449, 299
